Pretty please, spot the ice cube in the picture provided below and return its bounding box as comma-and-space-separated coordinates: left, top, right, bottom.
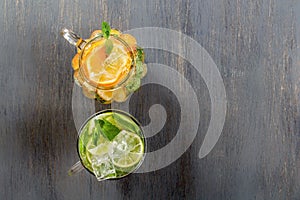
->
90, 154, 116, 181
87, 143, 112, 156
117, 141, 128, 151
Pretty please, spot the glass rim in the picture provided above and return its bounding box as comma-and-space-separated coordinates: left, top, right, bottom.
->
76, 109, 146, 180
78, 34, 136, 90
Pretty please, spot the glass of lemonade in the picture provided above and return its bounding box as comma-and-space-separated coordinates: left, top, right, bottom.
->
69, 109, 146, 181
61, 23, 147, 104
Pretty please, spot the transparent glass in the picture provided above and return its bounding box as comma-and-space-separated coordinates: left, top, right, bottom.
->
61, 28, 147, 104
68, 109, 146, 181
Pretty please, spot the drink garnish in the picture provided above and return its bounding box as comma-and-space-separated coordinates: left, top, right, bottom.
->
102, 21, 113, 55
101, 21, 111, 39
135, 47, 145, 78
96, 118, 120, 141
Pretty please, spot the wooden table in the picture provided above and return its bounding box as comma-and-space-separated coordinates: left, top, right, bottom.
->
1, 0, 300, 199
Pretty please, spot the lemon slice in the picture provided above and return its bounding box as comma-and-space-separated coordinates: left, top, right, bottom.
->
119, 34, 137, 48
97, 44, 132, 87
113, 87, 128, 102
84, 41, 132, 87
96, 89, 113, 102
85, 45, 106, 82
111, 130, 144, 169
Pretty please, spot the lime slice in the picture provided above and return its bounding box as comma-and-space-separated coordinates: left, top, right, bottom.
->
111, 130, 144, 169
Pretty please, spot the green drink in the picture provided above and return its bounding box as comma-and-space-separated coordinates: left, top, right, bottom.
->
77, 110, 145, 180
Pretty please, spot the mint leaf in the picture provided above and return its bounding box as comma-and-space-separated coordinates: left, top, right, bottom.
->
101, 22, 113, 55
105, 39, 113, 55
136, 47, 144, 62
96, 119, 120, 141
134, 47, 145, 77
93, 120, 102, 145
135, 61, 144, 78
102, 21, 111, 39
112, 113, 141, 135
126, 77, 141, 92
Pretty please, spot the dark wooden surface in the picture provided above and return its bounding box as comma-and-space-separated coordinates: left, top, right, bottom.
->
1, 0, 300, 199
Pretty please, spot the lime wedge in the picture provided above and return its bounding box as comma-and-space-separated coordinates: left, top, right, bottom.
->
111, 130, 144, 169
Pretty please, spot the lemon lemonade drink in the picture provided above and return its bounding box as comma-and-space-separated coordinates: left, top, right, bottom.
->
78, 110, 145, 180
64, 22, 147, 104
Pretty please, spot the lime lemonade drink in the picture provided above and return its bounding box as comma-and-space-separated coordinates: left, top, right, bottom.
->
77, 110, 145, 180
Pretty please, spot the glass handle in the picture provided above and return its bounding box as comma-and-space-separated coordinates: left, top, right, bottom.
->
68, 161, 84, 176
61, 28, 86, 50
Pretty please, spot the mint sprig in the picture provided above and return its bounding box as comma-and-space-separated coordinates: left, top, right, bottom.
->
102, 21, 111, 39
102, 21, 113, 55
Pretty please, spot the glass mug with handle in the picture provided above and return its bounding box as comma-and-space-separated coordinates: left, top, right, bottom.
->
61, 23, 147, 104
69, 109, 146, 181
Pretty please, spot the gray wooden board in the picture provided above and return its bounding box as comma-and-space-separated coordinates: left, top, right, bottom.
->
1, 0, 300, 199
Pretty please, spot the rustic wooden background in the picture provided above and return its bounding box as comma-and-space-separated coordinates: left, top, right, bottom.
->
1, 0, 300, 199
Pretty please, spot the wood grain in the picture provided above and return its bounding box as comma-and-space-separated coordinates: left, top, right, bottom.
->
0, 0, 299, 199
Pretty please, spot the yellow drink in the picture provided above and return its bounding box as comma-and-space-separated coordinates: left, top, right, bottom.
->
71, 29, 146, 104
